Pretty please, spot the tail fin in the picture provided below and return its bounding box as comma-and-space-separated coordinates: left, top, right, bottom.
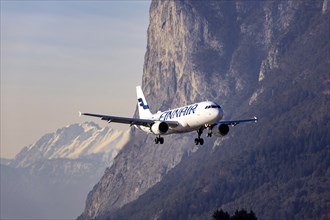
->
136, 86, 152, 119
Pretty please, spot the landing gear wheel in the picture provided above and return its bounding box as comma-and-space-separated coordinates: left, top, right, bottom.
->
155, 136, 164, 144
195, 138, 199, 145
194, 138, 204, 145
195, 128, 204, 145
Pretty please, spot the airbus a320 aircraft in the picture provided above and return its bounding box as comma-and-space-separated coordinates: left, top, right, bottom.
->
80, 86, 257, 145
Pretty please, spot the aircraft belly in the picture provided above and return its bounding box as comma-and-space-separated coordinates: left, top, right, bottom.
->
167, 127, 195, 134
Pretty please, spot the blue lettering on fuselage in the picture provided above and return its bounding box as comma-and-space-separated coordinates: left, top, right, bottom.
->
159, 104, 198, 121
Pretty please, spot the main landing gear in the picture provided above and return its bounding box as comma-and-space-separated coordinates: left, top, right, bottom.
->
154, 126, 212, 145
195, 126, 213, 145
155, 135, 164, 144
195, 128, 204, 145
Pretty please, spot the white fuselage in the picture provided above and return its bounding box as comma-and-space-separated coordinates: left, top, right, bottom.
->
136, 101, 224, 135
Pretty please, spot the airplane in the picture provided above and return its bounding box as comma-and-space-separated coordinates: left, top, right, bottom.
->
80, 86, 257, 145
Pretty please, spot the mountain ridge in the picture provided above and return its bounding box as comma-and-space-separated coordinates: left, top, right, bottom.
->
10, 121, 129, 168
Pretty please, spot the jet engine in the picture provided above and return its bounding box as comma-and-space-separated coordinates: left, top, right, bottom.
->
212, 123, 229, 137
151, 121, 169, 135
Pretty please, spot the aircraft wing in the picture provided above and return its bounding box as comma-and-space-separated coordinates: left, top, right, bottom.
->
80, 112, 155, 126
219, 117, 258, 126
80, 112, 180, 128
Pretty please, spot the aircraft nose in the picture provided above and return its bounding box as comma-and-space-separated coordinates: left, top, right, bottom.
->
209, 107, 223, 122
217, 108, 224, 120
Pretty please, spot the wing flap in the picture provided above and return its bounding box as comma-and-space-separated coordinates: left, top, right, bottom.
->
219, 117, 258, 126
81, 112, 181, 128
80, 113, 154, 126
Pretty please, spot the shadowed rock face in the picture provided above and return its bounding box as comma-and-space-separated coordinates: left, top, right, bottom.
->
79, 1, 330, 219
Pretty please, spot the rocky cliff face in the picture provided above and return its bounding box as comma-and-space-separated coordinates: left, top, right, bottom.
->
143, 1, 245, 111
79, 1, 330, 219
80, 2, 218, 218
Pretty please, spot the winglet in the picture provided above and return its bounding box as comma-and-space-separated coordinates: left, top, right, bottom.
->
254, 116, 258, 122
79, 111, 82, 117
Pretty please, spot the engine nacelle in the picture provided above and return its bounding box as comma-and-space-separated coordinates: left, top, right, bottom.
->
212, 123, 230, 137
151, 121, 169, 135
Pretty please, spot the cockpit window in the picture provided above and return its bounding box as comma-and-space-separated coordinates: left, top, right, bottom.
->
205, 105, 221, 109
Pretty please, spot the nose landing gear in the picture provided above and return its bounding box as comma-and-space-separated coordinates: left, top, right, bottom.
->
206, 124, 213, 137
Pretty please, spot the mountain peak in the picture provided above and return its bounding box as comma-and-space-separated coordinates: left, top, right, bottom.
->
10, 122, 130, 168
80, 121, 101, 132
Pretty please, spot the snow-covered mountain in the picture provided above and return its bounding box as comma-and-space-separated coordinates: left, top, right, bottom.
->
1, 122, 130, 219
10, 121, 129, 168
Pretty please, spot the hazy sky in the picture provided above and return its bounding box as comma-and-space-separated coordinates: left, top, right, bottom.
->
1, 1, 150, 159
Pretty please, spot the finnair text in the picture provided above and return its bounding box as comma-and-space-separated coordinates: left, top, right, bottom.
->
159, 104, 198, 120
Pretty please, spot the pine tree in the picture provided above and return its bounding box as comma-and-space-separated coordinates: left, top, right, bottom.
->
212, 209, 230, 220
212, 209, 257, 220
231, 209, 257, 220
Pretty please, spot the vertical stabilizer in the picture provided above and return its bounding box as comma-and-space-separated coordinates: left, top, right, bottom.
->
136, 86, 152, 119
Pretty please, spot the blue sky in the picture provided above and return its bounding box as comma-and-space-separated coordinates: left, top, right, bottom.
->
1, 1, 150, 158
